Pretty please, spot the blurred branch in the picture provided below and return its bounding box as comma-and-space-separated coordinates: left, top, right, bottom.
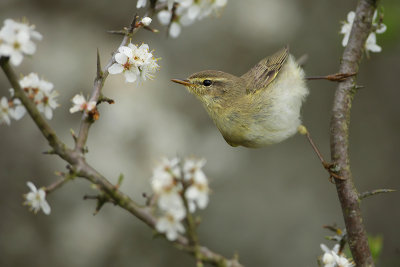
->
329, 0, 378, 266
0, 15, 243, 267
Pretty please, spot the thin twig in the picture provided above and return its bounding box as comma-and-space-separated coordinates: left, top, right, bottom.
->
359, 189, 396, 200
306, 72, 356, 82
45, 177, 70, 194
74, 15, 139, 152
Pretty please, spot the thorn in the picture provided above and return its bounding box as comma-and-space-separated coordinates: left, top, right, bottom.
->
323, 224, 341, 234
144, 26, 159, 33
359, 189, 396, 200
354, 85, 365, 90
306, 72, 357, 82
70, 129, 77, 142
82, 146, 89, 154
96, 48, 102, 79
54, 171, 65, 177
83, 194, 107, 215
97, 95, 115, 105
107, 30, 127, 36
42, 149, 56, 155
114, 174, 124, 190
130, 14, 139, 31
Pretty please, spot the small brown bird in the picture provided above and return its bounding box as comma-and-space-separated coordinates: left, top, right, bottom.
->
172, 46, 308, 148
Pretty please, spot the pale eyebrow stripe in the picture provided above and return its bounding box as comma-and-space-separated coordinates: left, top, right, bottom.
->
191, 77, 228, 82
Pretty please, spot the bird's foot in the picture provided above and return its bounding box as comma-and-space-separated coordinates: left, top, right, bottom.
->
322, 161, 345, 182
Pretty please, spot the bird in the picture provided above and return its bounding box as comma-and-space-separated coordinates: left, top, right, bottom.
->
171, 46, 309, 148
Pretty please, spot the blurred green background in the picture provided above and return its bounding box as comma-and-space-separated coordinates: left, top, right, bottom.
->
1, 0, 399, 266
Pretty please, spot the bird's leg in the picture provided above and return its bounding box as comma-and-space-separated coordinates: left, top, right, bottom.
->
297, 126, 344, 181
306, 72, 357, 82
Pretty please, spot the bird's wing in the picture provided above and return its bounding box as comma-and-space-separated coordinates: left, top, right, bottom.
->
242, 46, 289, 94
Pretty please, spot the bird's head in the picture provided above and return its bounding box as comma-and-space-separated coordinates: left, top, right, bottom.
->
172, 70, 244, 107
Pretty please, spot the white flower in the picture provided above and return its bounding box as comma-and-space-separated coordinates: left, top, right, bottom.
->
158, 191, 186, 216
152, 157, 181, 189
137, 0, 176, 10
335, 255, 354, 267
23, 181, 51, 215
141, 17, 152, 26
108, 43, 159, 84
13, 73, 58, 119
151, 157, 187, 218
0, 19, 42, 66
19, 72, 54, 96
9, 98, 26, 120
372, 10, 387, 34
365, 33, 381, 52
340, 11, 355, 47
155, 211, 185, 241
183, 158, 206, 181
0, 96, 12, 125
0, 96, 26, 125
340, 10, 386, 53
35, 90, 59, 119
169, 22, 182, 38
136, 0, 147, 8
320, 243, 354, 267
185, 179, 209, 212
157, 10, 172, 25
183, 158, 209, 212
156, 0, 228, 38
69, 94, 96, 113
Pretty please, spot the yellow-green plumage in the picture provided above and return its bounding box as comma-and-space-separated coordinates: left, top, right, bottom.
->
172, 47, 309, 148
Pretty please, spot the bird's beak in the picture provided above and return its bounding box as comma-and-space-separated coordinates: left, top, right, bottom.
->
171, 79, 193, 86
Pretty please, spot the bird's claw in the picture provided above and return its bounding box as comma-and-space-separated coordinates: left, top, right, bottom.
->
322, 162, 345, 182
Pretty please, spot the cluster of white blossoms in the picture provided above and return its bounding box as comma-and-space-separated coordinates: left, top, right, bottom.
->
151, 157, 210, 241
19, 72, 58, 120
108, 42, 159, 84
23, 181, 51, 215
1, 73, 58, 125
137, 0, 228, 38
340, 10, 386, 53
0, 19, 42, 66
320, 244, 355, 267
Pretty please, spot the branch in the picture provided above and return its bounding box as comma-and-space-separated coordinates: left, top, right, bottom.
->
0, 15, 243, 267
330, 0, 378, 266
74, 15, 139, 152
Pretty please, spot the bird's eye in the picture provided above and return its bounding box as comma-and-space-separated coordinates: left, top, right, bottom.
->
203, 80, 212, 86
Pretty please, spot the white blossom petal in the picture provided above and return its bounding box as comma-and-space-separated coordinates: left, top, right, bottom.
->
115, 52, 128, 65
158, 10, 172, 25
136, 0, 147, 8
169, 22, 181, 38
108, 63, 124, 74
124, 71, 138, 83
